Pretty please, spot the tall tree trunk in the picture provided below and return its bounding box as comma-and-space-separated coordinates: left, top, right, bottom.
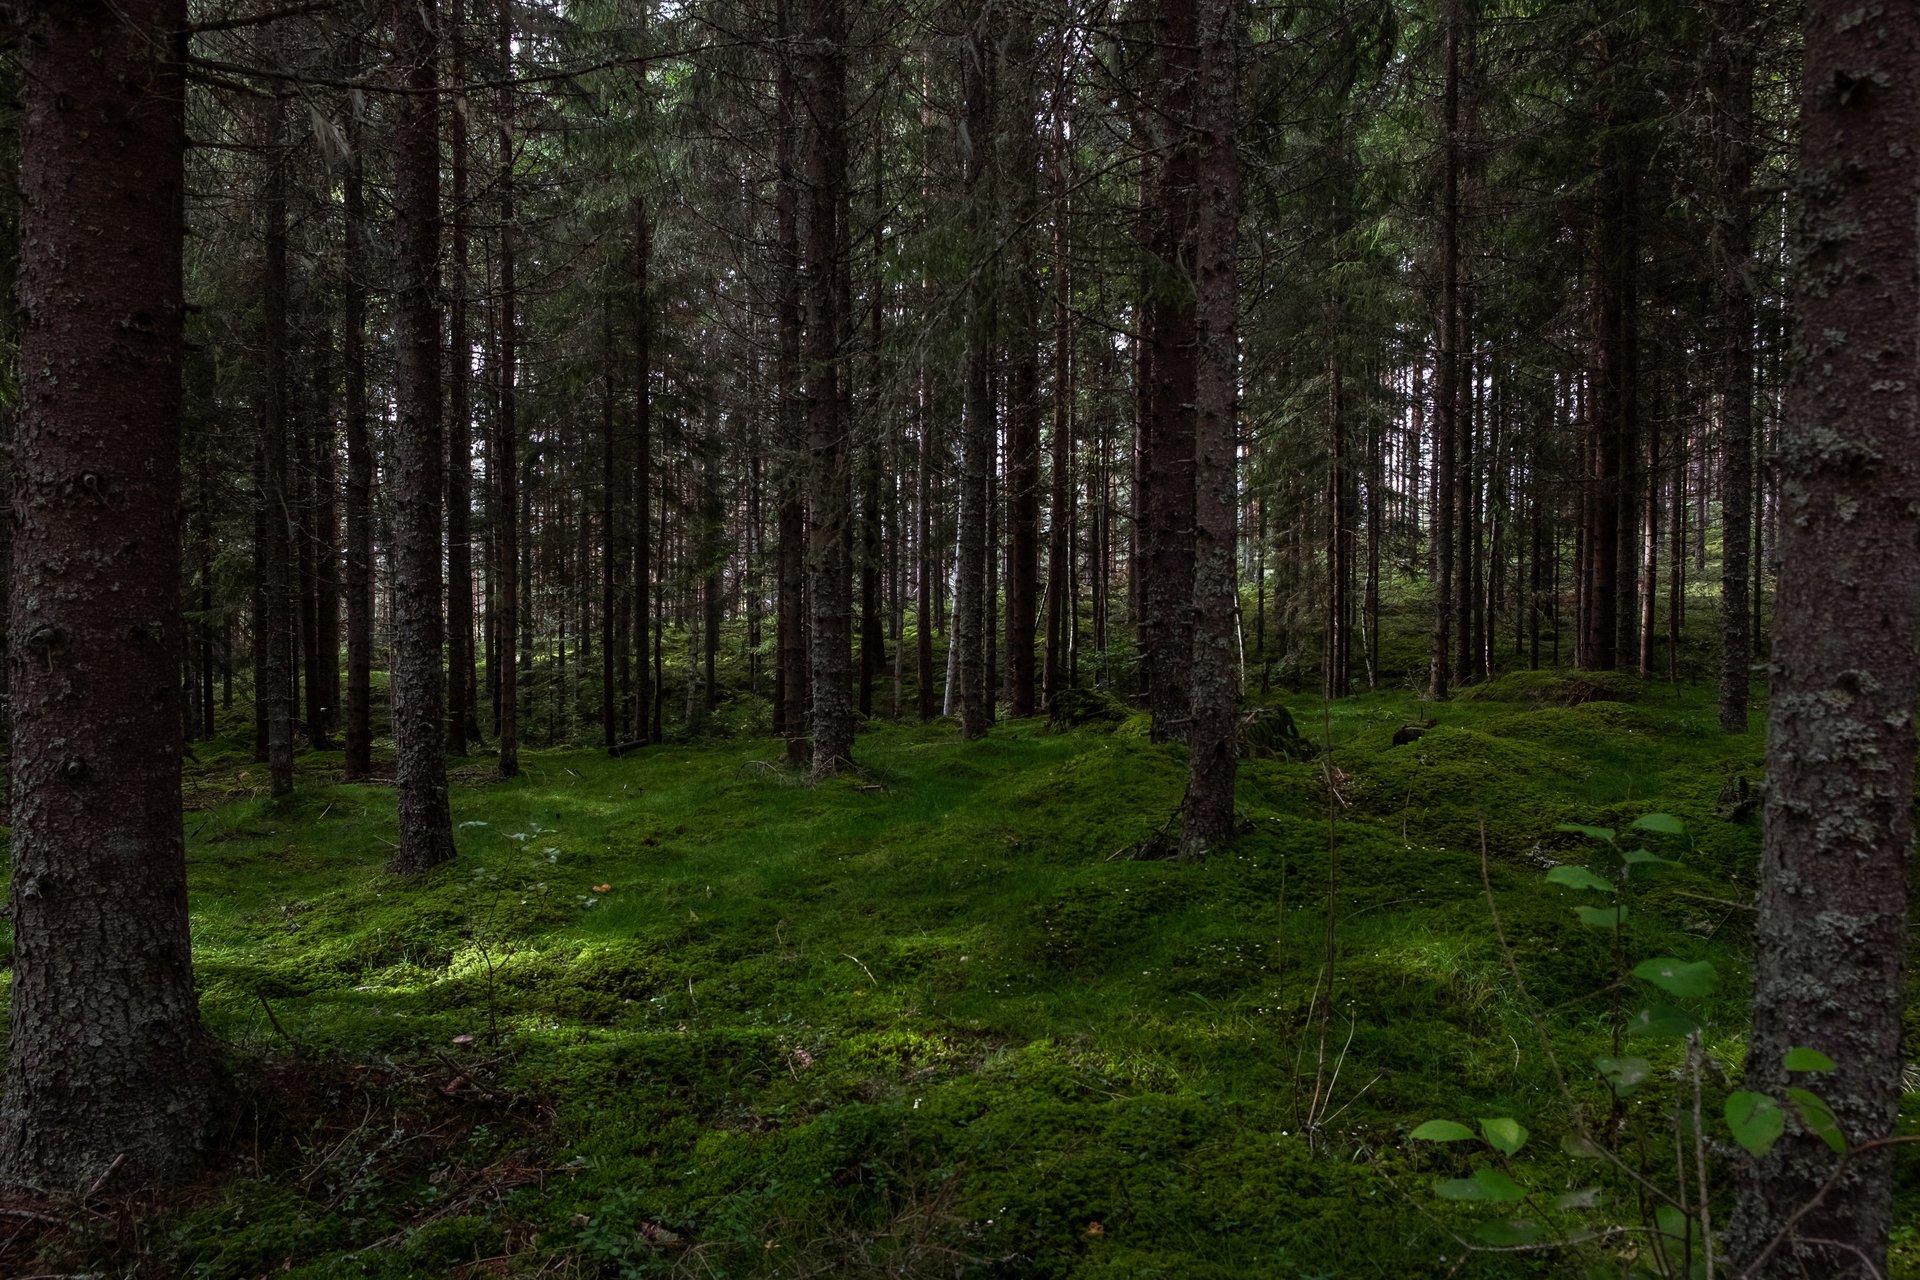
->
915, 356, 937, 721
601, 299, 620, 747
1141, 0, 1199, 742
632, 200, 653, 745
343, 34, 374, 780
1003, 10, 1041, 719
260, 92, 296, 796
1427, 0, 1461, 702
1728, 6, 1920, 1274
311, 323, 339, 745
446, 16, 474, 756
1712, 0, 1755, 733
0, 0, 217, 1192
955, 4, 997, 740
389, 0, 457, 875
1181, 0, 1242, 856
773, 0, 808, 761
1042, 82, 1073, 711
1585, 50, 1633, 671
802, 0, 854, 772
494, 0, 520, 779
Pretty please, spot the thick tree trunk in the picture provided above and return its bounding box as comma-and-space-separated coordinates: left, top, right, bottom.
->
802, 0, 854, 772
1181, 0, 1242, 856
389, 0, 457, 875
1727, 7, 1920, 1274
1141, 0, 1198, 742
0, 0, 218, 1192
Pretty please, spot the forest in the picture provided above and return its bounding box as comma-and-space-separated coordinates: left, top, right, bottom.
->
0, 0, 1916, 1276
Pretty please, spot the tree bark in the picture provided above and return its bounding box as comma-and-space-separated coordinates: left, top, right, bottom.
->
773, 0, 808, 761
493, 0, 520, 779
1141, 0, 1198, 742
1727, 6, 1920, 1274
1181, 0, 1242, 856
260, 91, 296, 796
446, 16, 475, 757
1002, 9, 1042, 720
1427, 0, 1461, 702
343, 32, 374, 780
802, 0, 854, 772
388, 0, 457, 874
0, 0, 218, 1192
955, 4, 997, 740
1712, 0, 1756, 733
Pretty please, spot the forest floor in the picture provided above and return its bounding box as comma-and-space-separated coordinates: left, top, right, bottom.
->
3, 673, 1919, 1278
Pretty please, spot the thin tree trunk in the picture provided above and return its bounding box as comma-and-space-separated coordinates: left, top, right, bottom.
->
1428, 0, 1461, 701
1003, 9, 1041, 719
955, 4, 996, 740
773, 0, 808, 760
1713, 0, 1755, 732
494, 0, 520, 779
343, 33, 373, 779
446, 17, 474, 756
260, 91, 296, 796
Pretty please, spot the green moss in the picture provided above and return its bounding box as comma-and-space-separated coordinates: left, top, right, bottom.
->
2, 670, 1857, 1277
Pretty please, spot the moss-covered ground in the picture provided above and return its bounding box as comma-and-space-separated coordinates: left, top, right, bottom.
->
4, 669, 1918, 1277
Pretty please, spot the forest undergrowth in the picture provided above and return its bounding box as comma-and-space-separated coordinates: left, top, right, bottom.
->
2, 672, 1917, 1278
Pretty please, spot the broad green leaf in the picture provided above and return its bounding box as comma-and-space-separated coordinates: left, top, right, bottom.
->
1561, 1131, 1605, 1159
1726, 1091, 1786, 1157
1631, 957, 1718, 998
1784, 1046, 1837, 1073
1478, 1117, 1529, 1155
1655, 1205, 1701, 1252
1475, 1218, 1543, 1246
1410, 1119, 1475, 1142
1593, 1056, 1651, 1096
1786, 1087, 1847, 1154
1574, 904, 1627, 928
1620, 847, 1674, 867
1434, 1167, 1526, 1203
1632, 813, 1686, 835
1557, 823, 1616, 842
1546, 865, 1617, 893
1627, 1003, 1701, 1039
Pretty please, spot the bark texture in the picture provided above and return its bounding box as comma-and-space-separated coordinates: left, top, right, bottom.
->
388, 0, 457, 875
1727, 4, 1920, 1273
0, 0, 218, 1192
1181, 0, 1242, 856
802, 0, 855, 772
